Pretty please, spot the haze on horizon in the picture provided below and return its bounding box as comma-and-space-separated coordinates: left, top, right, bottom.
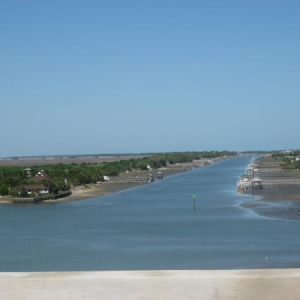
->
1, 0, 299, 158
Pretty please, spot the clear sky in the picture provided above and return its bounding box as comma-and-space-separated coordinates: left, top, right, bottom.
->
1, 0, 299, 157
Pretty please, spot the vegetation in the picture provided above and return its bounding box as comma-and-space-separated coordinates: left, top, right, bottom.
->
0, 151, 237, 196
272, 150, 300, 170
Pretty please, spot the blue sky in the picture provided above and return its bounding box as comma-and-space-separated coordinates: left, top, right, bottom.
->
1, 0, 299, 157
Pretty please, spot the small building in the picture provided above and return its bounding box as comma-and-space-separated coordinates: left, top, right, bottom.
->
32, 171, 50, 183
147, 174, 154, 182
23, 184, 49, 195
24, 168, 32, 177
21, 170, 51, 195
251, 178, 263, 189
103, 176, 111, 181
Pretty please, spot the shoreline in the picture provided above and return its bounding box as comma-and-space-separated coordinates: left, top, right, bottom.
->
3, 154, 300, 213
49, 159, 215, 203
241, 155, 300, 220
0, 158, 220, 204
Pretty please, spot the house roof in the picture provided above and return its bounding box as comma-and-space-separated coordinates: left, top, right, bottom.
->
23, 184, 47, 191
33, 171, 50, 182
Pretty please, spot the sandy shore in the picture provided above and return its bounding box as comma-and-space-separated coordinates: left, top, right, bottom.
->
1, 269, 300, 300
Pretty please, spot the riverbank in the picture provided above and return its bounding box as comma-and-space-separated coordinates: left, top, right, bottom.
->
0, 158, 220, 204
54, 158, 215, 202
242, 155, 300, 219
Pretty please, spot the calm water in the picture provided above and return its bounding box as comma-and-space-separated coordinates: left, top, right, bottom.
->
1, 157, 300, 272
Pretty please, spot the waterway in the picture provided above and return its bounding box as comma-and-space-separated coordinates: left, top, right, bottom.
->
1, 156, 300, 271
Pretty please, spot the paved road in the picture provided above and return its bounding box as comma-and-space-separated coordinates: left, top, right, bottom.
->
1, 269, 300, 300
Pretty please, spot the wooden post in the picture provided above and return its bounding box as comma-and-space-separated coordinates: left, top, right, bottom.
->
192, 194, 196, 211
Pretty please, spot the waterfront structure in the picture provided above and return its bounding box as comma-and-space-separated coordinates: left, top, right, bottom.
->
237, 163, 263, 191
